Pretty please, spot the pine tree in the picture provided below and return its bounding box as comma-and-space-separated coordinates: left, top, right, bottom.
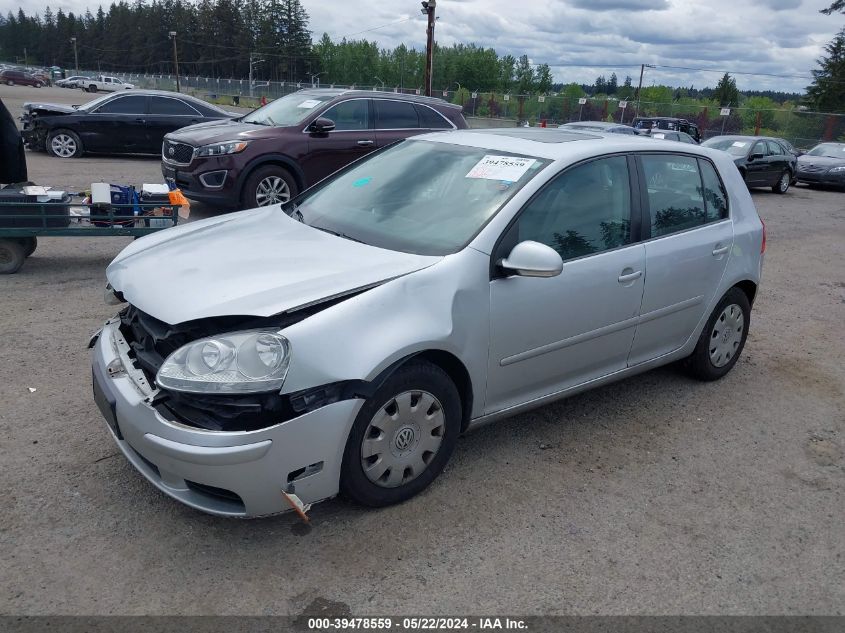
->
714, 73, 739, 107
806, 28, 845, 112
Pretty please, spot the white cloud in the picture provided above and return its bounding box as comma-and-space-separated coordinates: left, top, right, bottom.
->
0, 0, 838, 91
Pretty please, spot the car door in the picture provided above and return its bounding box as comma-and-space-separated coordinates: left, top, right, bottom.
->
145, 96, 204, 153
486, 155, 646, 413
82, 94, 149, 152
766, 140, 791, 184
302, 98, 375, 184
373, 99, 423, 147
745, 140, 771, 185
627, 153, 734, 365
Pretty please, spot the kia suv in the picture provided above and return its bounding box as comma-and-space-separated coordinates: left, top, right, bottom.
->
161, 89, 468, 208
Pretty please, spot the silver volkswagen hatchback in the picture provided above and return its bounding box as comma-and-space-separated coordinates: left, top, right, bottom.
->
91, 128, 765, 517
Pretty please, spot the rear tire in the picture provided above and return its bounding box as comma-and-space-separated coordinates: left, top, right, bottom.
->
773, 169, 791, 194
0, 239, 26, 274
87, 85, 97, 93
340, 360, 461, 507
684, 287, 751, 381
241, 165, 298, 209
5, 80, 13, 86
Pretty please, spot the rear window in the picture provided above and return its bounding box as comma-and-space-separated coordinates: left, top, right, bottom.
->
641, 154, 706, 237
149, 97, 200, 116
375, 100, 419, 129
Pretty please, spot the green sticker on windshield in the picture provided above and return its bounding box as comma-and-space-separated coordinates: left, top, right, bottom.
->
353, 177, 372, 188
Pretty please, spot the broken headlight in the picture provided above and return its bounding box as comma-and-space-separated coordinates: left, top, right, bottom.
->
156, 330, 291, 394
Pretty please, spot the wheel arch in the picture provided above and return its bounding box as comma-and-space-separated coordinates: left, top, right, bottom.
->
367, 349, 475, 434
732, 279, 758, 307
236, 154, 306, 201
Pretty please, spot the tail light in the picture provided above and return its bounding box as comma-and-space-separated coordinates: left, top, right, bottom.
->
760, 218, 767, 254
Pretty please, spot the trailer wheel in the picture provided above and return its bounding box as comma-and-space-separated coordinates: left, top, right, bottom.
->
0, 239, 26, 274
17, 237, 37, 257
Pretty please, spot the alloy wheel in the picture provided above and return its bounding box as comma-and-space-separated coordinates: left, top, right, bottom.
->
779, 172, 790, 192
360, 390, 446, 488
709, 303, 744, 368
50, 134, 77, 158
255, 176, 291, 206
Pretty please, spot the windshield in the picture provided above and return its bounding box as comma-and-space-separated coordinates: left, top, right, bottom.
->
286, 140, 550, 256
702, 137, 751, 157
807, 143, 845, 158
79, 92, 119, 111
242, 92, 335, 126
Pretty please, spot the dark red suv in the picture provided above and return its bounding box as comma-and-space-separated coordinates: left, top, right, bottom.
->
161, 89, 468, 208
1, 70, 45, 88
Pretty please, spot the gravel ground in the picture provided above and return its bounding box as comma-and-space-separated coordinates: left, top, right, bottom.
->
1, 84, 844, 617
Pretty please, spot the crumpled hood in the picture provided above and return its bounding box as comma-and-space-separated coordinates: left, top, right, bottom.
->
23, 102, 77, 115
106, 207, 440, 325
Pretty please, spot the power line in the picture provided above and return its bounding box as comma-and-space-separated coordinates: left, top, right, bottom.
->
337, 16, 417, 40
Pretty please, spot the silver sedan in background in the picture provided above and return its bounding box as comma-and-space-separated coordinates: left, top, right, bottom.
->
91, 129, 765, 517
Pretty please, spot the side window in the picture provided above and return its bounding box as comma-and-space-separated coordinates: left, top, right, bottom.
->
94, 96, 147, 114
699, 159, 729, 222
150, 97, 200, 116
641, 154, 706, 237
375, 100, 419, 129
767, 140, 784, 155
514, 156, 632, 261
751, 141, 766, 157
416, 105, 452, 129
320, 99, 369, 131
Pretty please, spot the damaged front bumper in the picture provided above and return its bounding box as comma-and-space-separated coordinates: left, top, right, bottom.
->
91, 318, 363, 517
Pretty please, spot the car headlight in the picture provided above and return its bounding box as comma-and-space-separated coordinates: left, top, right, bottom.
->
829, 166, 845, 173
196, 140, 249, 157
156, 330, 291, 394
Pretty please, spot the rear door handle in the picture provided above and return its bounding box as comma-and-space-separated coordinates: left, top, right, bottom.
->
618, 269, 643, 284
712, 244, 730, 256
357, 140, 374, 146
135, 118, 146, 123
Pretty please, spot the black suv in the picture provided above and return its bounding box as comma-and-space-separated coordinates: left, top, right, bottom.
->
632, 116, 700, 142
162, 89, 468, 208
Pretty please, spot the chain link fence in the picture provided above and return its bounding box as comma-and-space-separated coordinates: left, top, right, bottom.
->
92, 71, 845, 149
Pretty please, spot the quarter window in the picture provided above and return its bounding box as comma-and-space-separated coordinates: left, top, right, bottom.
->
641, 154, 706, 237
514, 156, 632, 261
320, 100, 369, 131
149, 97, 200, 115
699, 159, 729, 222
416, 105, 451, 129
375, 100, 420, 129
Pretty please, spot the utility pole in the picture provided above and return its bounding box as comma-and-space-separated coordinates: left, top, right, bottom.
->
634, 63, 654, 119
421, 0, 436, 96
249, 53, 265, 97
70, 37, 78, 75
169, 31, 180, 92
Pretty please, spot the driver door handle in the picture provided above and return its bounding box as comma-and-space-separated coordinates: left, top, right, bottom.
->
712, 244, 730, 256
357, 140, 374, 146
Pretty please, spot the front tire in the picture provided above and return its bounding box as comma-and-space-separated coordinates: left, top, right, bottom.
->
684, 287, 751, 381
241, 165, 298, 209
773, 169, 791, 194
340, 360, 462, 507
47, 129, 83, 158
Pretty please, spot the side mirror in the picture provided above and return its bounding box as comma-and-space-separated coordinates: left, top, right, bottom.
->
749, 152, 764, 161
499, 240, 563, 278
308, 117, 335, 134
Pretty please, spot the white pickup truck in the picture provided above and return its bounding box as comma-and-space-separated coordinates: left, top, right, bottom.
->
82, 75, 135, 93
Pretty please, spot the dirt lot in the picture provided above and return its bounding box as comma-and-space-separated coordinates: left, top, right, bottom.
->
1, 84, 844, 617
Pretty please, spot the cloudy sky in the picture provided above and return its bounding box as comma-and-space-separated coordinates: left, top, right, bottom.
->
3, 0, 842, 92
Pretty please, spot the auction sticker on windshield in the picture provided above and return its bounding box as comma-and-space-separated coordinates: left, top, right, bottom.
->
298, 99, 322, 109
732, 141, 748, 147
466, 155, 537, 181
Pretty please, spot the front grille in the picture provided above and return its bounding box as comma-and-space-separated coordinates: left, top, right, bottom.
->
163, 140, 195, 165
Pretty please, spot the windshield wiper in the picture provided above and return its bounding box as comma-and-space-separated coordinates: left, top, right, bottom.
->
309, 224, 365, 244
